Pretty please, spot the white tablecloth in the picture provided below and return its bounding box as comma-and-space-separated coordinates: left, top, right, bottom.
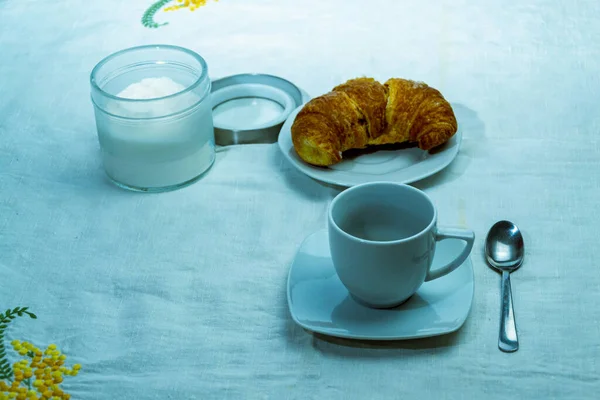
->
1, 0, 599, 398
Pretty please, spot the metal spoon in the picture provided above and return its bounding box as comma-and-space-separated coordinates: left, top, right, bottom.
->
485, 220, 524, 352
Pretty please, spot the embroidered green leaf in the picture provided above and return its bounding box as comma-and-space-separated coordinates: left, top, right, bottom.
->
141, 0, 173, 28
0, 306, 37, 381
0, 367, 9, 380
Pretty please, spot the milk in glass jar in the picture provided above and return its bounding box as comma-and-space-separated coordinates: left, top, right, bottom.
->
90, 45, 215, 192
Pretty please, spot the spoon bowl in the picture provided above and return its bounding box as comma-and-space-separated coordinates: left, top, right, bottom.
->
485, 220, 524, 271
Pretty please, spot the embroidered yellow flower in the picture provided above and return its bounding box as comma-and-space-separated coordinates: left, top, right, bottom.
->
1, 342, 79, 400
164, 0, 218, 12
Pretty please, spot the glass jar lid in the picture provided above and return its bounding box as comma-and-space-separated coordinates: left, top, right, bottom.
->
210, 73, 305, 145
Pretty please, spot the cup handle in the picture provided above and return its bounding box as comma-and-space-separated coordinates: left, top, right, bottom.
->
425, 227, 475, 282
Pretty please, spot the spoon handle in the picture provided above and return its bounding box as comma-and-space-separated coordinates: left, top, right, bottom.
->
499, 271, 518, 352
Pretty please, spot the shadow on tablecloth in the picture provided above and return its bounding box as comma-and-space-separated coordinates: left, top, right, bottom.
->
413, 102, 486, 191
270, 145, 345, 198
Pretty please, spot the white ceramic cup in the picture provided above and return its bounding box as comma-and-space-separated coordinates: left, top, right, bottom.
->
328, 182, 475, 309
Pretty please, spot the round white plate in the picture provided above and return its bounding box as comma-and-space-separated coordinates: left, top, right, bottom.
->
278, 105, 462, 187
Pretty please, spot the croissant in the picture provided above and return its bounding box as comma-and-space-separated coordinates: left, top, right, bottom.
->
291, 77, 458, 166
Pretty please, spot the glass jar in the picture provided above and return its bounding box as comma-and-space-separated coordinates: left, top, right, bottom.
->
90, 45, 215, 192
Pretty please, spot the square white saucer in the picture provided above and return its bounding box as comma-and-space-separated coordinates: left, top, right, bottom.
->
287, 229, 474, 340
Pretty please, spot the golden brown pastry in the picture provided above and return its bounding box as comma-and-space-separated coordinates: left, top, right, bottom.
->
291, 77, 457, 166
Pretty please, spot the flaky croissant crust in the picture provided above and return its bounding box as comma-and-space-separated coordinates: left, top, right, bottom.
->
291, 77, 457, 166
